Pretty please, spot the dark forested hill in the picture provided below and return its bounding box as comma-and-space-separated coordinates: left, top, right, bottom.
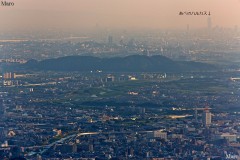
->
18, 55, 216, 72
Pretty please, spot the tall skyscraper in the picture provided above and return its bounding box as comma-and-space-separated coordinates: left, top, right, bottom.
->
207, 17, 212, 30
234, 25, 238, 33
108, 35, 113, 44
203, 108, 211, 127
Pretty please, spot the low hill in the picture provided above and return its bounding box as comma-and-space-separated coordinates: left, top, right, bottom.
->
19, 55, 216, 72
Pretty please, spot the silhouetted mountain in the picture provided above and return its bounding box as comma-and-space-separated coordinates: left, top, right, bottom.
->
20, 55, 216, 72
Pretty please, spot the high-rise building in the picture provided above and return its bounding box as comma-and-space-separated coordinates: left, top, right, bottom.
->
3, 72, 13, 79
207, 17, 212, 30
234, 25, 238, 33
203, 108, 211, 127
108, 35, 113, 44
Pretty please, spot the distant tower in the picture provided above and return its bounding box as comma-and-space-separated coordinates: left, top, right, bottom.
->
207, 17, 212, 30
147, 50, 150, 56
234, 25, 238, 33
203, 108, 211, 127
108, 35, 113, 44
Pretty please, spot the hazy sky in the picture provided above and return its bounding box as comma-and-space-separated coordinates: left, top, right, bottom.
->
0, 0, 240, 32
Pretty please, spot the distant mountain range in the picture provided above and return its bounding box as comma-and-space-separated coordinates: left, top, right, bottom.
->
16, 55, 216, 72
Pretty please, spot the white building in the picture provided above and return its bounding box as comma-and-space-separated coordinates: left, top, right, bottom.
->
147, 130, 167, 140
202, 109, 211, 127
215, 133, 237, 142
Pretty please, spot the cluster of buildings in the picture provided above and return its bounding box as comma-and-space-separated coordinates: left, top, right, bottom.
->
0, 69, 239, 159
